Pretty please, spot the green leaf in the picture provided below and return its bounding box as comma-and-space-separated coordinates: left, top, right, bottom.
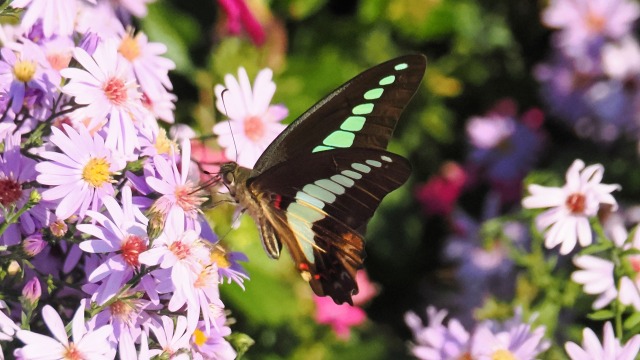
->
587, 309, 615, 321
624, 312, 640, 330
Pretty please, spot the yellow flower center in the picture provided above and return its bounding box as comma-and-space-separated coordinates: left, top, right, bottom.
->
82, 157, 112, 188
193, 328, 207, 346
118, 33, 140, 62
211, 246, 231, 268
13, 60, 36, 82
492, 349, 516, 360
154, 128, 176, 155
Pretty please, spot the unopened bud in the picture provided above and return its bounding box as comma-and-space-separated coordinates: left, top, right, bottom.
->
21, 277, 41, 303
7, 260, 20, 275
23, 233, 46, 257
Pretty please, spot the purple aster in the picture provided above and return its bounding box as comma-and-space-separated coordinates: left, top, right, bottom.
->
0, 133, 53, 246
77, 186, 150, 305
191, 317, 236, 360
566, 322, 640, 359
148, 315, 192, 358
405, 306, 471, 359
35, 124, 126, 220
210, 244, 249, 289
0, 39, 57, 113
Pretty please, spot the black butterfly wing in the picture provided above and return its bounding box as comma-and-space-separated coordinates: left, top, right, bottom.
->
250, 54, 426, 177
248, 148, 411, 304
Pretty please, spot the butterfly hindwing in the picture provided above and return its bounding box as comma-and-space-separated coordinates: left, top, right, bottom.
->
248, 148, 411, 304
251, 54, 426, 177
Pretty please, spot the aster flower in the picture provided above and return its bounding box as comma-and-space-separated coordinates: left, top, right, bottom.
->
11, 0, 96, 38
405, 307, 471, 360
35, 124, 125, 220
76, 1, 125, 37
210, 244, 249, 288
148, 315, 192, 359
213, 67, 287, 168
217, 0, 266, 46
542, 0, 640, 54
470, 321, 548, 360
77, 186, 149, 305
146, 139, 208, 227
191, 317, 236, 360
0, 133, 52, 245
16, 303, 115, 360
61, 40, 145, 159
0, 39, 57, 113
572, 255, 618, 309
565, 322, 640, 359
522, 159, 620, 255
117, 29, 175, 98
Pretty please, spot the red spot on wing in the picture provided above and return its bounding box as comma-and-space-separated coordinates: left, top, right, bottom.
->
273, 194, 282, 209
299, 263, 309, 271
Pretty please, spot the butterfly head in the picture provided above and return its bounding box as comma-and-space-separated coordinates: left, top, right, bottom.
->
219, 162, 241, 196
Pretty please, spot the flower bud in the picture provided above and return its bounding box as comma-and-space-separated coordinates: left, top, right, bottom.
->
22, 277, 41, 303
23, 233, 46, 257
50, 220, 67, 237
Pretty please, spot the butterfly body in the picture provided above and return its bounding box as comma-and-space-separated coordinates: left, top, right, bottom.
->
219, 55, 426, 304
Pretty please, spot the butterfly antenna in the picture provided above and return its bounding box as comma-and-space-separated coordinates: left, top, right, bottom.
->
220, 89, 239, 163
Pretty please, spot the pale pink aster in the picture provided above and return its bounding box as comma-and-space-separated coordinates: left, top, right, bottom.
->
16, 303, 115, 360
602, 37, 640, 80
572, 255, 618, 309
11, 0, 96, 38
35, 124, 125, 220
565, 322, 640, 360
76, 1, 125, 37
213, 67, 287, 168
405, 307, 471, 360
0, 300, 19, 342
522, 159, 620, 255
148, 316, 192, 359
117, 30, 175, 98
543, 0, 640, 51
138, 209, 210, 316
146, 139, 208, 225
141, 88, 176, 124
470, 322, 548, 360
61, 40, 145, 159
176, 264, 224, 335
0, 40, 57, 113
77, 186, 149, 305
113, 0, 155, 18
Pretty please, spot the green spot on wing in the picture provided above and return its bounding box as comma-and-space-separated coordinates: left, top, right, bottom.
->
315, 179, 345, 195
364, 88, 384, 100
295, 191, 324, 209
394, 63, 408, 70
366, 159, 382, 167
352, 163, 371, 173
342, 170, 362, 179
352, 103, 374, 115
340, 116, 366, 131
323, 130, 355, 148
331, 174, 355, 187
312, 145, 334, 153
379, 75, 395, 85
303, 184, 336, 204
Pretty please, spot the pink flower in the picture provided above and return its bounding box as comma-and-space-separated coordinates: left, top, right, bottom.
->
415, 162, 467, 217
61, 40, 144, 159
16, 303, 115, 359
217, 0, 266, 45
213, 67, 287, 168
565, 322, 640, 359
313, 296, 366, 340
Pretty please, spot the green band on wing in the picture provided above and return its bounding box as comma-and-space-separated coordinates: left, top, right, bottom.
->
323, 130, 355, 148
312, 145, 334, 153
379, 75, 395, 85
315, 179, 346, 195
352, 103, 374, 115
340, 116, 366, 131
303, 183, 336, 204
364, 88, 384, 100
352, 163, 371, 173
366, 159, 382, 168
331, 174, 355, 187
394, 63, 408, 70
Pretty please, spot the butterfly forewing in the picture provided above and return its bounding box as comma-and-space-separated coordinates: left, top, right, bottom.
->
251, 54, 426, 177
248, 148, 411, 304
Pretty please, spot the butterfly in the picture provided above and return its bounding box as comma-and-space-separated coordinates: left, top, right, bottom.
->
218, 54, 426, 304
